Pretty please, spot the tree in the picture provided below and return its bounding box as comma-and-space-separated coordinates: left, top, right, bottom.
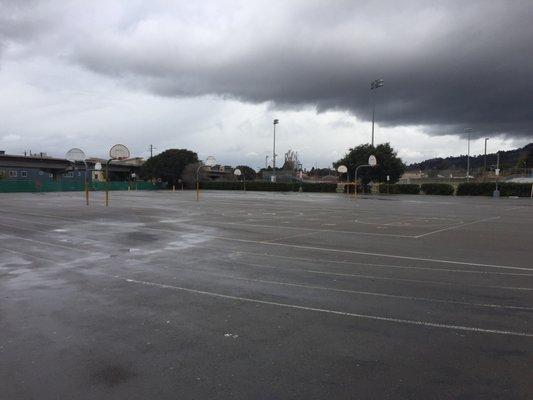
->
235, 165, 257, 181
140, 149, 198, 185
516, 149, 532, 169
180, 162, 209, 188
334, 143, 405, 184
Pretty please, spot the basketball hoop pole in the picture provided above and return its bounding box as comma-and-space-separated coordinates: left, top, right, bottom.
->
83, 160, 89, 206
196, 164, 203, 201
353, 164, 370, 199
105, 159, 112, 206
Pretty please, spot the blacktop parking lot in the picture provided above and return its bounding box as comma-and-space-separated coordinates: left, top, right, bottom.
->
0, 190, 532, 399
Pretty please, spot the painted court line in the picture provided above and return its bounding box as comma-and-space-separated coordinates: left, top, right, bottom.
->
226, 259, 533, 292
116, 276, 533, 337
0, 229, 97, 254
206, 235, 533, 272
224, 249, 533, 277
415, 216, 501, 238
0, 245, 59, 263
263, 231, 321, 243
199, 220, 417, 239
156, 263, 532, 311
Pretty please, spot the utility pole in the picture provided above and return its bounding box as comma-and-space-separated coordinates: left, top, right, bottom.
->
272, 119, 279, 182
148, 144, 156, 158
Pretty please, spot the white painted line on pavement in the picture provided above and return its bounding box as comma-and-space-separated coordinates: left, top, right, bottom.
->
206, 235, 533, 272
227, 259, 533, 292
117, 276, 533, 337
157, 264, 533, 311
224, 249, 533, 276
415, 216, 501, 238
202, 220, 417, 238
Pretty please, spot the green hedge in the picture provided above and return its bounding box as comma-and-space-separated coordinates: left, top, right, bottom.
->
0, 180, 156, 193
379, 184, 420, 194
456, 182, 532, 197
200, 181, 337, 192
0, 181, 35, 193
421, 183, 455, 195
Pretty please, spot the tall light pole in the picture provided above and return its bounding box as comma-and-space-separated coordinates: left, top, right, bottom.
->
370, 78, 384, 147
484, 137, 489, 181
272, 119, 279, 182
464, 128, 473, 181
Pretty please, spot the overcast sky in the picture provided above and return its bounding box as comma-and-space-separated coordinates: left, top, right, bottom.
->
1, 0, 532, 169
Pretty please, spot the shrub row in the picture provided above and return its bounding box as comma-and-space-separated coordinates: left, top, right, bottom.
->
378, 184, 420, 194
421, 183, 455, 195
200, 181, 337, 192
197, 180, 533, 197
456, 182, 532, 197
0, 180, 157, 193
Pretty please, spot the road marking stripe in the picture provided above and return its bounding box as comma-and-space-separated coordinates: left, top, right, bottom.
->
117, 276, 533, 337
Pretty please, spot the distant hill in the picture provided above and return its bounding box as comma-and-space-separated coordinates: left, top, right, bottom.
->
407, 143, 532, 171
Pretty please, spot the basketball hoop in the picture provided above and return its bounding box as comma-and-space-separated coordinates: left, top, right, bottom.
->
205, 156, 216, 167
109, 144, 130, 160
66, 148, 86, 162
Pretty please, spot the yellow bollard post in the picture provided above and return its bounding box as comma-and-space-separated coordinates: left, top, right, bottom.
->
196, 181, 200, 201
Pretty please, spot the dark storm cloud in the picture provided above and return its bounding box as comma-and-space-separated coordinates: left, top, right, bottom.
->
2, 0, 533, 139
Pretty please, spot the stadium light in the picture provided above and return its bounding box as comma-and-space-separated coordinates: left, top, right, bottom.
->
484, 137, 490, 181
272, 119, 279, 182
370, 78, 384, 147
464, 128, 473, 181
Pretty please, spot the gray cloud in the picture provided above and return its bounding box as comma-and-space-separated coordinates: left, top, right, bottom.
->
2, 0, 533, 140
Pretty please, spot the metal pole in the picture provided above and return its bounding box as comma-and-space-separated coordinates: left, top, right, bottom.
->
196, 165, 202, 201
265, 155, 269, 169
370, 79, 383, 146
483, 138, 489, 182
243, 175, 246, 192
467, 130, 470, 181
272, 121, 277, 182
84, 161, 89, 206
495, 152, 500, 193
371, 99, 375, 147
105, 160, 111, 207
354, 164, 370, 199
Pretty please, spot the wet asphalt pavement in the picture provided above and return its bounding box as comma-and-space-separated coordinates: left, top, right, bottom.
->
0, 190, 532, 399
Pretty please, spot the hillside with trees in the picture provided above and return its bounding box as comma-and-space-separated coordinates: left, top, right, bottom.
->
408, 143, 532, 171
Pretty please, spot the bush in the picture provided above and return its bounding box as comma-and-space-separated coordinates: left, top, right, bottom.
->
343, 184, 366, 194
457, 182, 532, 197
378, 184, 420, 194
200, 181, 337, 192
421, 183, 455, 195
